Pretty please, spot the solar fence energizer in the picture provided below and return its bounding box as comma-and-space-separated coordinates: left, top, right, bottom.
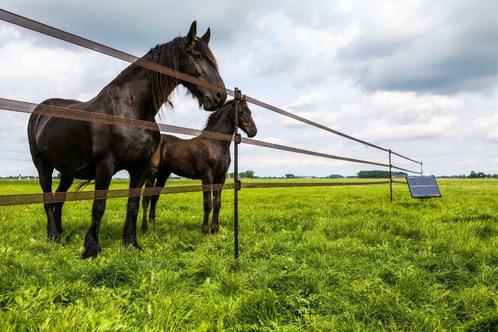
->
406, 176, 441, 200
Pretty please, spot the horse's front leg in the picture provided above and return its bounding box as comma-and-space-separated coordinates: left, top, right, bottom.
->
82, 162, 113, 259
123, 168, 148, 249
211, 190, 222, 234
201, 179, 212, 234
210, 177, 225, 233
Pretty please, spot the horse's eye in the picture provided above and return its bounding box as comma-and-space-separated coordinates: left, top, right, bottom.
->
192, 52, 202, 60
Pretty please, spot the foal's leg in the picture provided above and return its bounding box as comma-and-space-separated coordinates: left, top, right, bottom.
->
82, 163, 113, 259
201, 179, 212, 234
211, 177, 225, 234
53, 174, 74, 235
148, 172, 169, 227
141, 176, 155, 233
122, 168, 148, 249
35, 159, 57, 241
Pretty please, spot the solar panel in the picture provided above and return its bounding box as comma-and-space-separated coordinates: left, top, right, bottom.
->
406, 176, 441, 199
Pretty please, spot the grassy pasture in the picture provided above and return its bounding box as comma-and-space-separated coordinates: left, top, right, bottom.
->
0, 178, 497, 330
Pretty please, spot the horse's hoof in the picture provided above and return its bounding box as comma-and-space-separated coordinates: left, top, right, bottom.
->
141, 225, 148, 233
82, 243, 101, 259
123, 239, 143, 251
211, 226, 219, 234
46, 232, 62, 242
201, 225, 209, 234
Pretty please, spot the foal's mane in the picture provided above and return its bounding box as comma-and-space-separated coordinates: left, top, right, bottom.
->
204, 100, 235, 130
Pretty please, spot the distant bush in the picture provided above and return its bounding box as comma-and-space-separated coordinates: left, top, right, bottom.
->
358, 170, 407, 178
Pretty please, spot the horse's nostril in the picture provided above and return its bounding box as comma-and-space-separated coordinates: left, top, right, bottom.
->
215, 92, 223, 102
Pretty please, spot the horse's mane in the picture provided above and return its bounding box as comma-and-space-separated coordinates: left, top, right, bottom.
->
111, 36, 219, 111
146, 38, 184, 110
195, 37, 218, 69
204, 100, 235, 131
148, 37, 219, 111
109, 38, 183, 111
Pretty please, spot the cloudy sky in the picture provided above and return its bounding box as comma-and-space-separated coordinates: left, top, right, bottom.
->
1, 0, 498, 177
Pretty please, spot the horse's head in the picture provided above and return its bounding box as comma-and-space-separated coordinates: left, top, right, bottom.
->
179, 21, 227, 111
238, 100, 257, 138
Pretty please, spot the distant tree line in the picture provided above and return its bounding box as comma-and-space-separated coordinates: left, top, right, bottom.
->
357, 170, 408, 178
440, 171, 498, 179
226, 171, 347, 179
465, 171, 498, 179
0, 175, 38, 180
227, 170, 256, 178
6, 169, 498, 181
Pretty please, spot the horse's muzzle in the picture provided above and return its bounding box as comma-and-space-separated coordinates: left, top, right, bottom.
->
247, 129, 257, 138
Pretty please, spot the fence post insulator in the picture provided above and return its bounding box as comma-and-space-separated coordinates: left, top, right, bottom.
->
235, 89, 243, 100
233, 133, 241, 144
235, 180, 241, 191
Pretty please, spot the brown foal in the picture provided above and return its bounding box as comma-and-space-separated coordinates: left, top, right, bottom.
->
141, 99, 257, 233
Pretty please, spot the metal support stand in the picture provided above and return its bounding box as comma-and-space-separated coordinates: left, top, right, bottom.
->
233, 87, 241, 259
389, 149, 393, 202
421, 160, 423, 175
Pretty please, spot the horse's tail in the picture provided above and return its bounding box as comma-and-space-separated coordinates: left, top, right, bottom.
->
73, 180, 93, 192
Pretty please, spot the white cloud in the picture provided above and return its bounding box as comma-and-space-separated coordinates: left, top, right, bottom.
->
0, 26, 125, 101
337, 0, 498, 93
360, 115, 456, 141
472, 112, 498, 143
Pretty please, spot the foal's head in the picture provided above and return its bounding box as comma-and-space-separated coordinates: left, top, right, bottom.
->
204, 99, 257, 137
237, 100, 257, 138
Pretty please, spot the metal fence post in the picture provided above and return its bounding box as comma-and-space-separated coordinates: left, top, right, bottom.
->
421, 160, 423, 175
389, 149, 393, 202
233, 87, 241, 259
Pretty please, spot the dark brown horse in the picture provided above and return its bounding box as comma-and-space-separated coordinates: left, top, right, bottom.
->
141, 99, 257, 233
27, 22, 227, 258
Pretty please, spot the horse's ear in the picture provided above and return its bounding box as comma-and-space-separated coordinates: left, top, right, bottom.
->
201, 27, 210, 44
187, 21, 197, 45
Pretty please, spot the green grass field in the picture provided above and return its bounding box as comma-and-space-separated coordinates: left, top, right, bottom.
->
0, 179, 497, 331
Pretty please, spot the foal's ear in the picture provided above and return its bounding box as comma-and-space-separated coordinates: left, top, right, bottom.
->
201, 28, 210, 44
187, 21, 197, 45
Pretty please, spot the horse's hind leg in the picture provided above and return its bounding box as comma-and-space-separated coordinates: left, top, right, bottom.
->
122, 168, 148, 250
141, 176, 156, 233
34, 158, 58, 241
148, 172, 169, 227
53, 174, 74, 235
